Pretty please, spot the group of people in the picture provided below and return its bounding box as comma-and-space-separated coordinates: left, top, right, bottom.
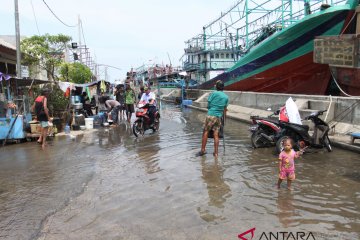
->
197, 80, 303, 190
105, 84, 157, 127
105, 84, 137, 125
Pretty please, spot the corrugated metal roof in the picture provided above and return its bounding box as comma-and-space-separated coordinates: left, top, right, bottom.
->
0, 38, 16, 50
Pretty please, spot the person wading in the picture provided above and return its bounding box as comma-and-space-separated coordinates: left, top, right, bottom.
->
125, 84, 136, 123
197, 80, 228, 158
31, 88, 51, 149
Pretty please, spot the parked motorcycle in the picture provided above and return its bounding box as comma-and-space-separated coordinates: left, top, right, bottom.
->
249, 110, 281, 148
275, 110, 332, 153
132, 102, 160, 137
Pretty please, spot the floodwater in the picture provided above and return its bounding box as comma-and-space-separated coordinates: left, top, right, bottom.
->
0, 103, 359, 240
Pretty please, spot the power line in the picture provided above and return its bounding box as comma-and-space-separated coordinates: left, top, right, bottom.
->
30, 0, 40, 35
41, 0, 77, 28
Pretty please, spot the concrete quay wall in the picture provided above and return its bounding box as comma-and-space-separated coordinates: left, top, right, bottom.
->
186, 90, 360, 126
160, 88, 360, 151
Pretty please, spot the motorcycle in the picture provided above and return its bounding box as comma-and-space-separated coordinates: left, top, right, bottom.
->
275, 110, 332, 153
132, 102, 160, 137
249, 109, 282, 148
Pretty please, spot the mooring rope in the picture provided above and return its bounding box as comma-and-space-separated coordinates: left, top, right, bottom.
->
329, 68, 353, 97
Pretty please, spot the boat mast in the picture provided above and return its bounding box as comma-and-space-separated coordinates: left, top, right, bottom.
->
304, 0, 311, 15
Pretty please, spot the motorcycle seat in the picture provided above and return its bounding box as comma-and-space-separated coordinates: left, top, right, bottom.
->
282, 122, 309, 132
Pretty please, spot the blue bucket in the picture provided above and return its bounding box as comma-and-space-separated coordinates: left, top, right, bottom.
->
182, 99, 192, 106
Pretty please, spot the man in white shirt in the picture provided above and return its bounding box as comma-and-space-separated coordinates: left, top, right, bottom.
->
140, 86, 156, 126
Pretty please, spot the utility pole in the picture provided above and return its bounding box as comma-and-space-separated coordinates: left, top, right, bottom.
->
78, 15, 82, 63
14, 0, 21, 78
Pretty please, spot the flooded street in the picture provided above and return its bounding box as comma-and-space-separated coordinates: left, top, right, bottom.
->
0, 103, 359, 240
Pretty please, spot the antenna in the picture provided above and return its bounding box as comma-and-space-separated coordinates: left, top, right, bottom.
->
167, 52, 172, 66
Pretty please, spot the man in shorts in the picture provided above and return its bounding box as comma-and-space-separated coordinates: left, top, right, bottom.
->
197, 80, 228, 158
125, 84, 136, 123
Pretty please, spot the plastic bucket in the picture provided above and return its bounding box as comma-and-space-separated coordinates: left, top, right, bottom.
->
182, 99, 193, 106
85, 118, 94, 129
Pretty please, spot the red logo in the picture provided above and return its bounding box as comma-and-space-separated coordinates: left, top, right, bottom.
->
238, 228, 256, 240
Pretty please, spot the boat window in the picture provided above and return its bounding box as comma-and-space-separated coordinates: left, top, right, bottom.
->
226, 53, 230, 58
231, 54, 234, 59
215, 53, 219, 59
210, 53, 214, 59
220, 53, 224, 58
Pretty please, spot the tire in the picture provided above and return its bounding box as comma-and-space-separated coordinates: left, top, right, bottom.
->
251, 130, 271, 148
152, 115, 160, 132
275, 136, 290, 153
132, 120, 144, 137
324, 135, 332, 152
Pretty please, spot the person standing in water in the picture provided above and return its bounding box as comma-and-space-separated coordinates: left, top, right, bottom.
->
125, 84, 136, 123
32, 88, 51, 149
277, 138, 304, 190
197, 80, 228, 158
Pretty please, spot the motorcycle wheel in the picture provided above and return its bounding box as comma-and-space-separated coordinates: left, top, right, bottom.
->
324, 135, 332, 152
251, 130, 271, 148
275, 136, 290, 153
132, 120, 144, 137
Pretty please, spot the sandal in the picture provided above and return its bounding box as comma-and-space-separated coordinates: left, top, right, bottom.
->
195, 151, 207, 157
37, 141, 42, 144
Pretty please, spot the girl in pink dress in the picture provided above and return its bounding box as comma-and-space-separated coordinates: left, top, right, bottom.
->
277, 138, 304, 190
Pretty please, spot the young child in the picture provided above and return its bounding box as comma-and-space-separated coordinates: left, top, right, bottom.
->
277, 138, 304, 190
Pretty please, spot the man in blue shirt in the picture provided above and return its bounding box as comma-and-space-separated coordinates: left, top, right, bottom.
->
197, 80, 229, 158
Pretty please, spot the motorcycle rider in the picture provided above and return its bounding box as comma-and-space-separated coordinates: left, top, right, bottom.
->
139, 86, 157, 127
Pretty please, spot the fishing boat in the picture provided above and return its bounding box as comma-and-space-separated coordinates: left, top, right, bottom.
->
188, 0, 359, 95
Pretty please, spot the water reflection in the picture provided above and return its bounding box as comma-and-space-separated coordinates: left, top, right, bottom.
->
201, 158, 231, 208
96, 123, 133, 148
133, 132, 161, 174
197, 158, 231, 223
276, 191, 296, 228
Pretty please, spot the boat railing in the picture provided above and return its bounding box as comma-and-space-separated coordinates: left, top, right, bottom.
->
236, 0, 349, 53
183, 60, 236, 71
185, 0, 349, 54
183, 62, 201, 71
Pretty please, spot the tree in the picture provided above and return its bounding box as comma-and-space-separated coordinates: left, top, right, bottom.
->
59, 62, 93, 84
21, 34, 71, 80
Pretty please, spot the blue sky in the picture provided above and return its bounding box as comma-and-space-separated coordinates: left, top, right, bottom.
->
2, 0, 235, 82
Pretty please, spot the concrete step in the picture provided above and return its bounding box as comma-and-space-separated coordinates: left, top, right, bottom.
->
192, 101, 207, 108
307, 100, 330, 111
299, 109, 323, 120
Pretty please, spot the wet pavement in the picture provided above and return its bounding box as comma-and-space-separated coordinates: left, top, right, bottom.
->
0, 103, 359, 240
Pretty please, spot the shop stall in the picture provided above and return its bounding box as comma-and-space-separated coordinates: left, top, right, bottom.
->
0, 77, 51, 143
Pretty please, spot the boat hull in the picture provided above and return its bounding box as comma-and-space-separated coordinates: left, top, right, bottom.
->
330, 67, 360, 96
197, 5, 356, 95
224, 52, 330, 94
